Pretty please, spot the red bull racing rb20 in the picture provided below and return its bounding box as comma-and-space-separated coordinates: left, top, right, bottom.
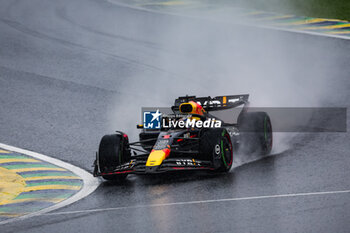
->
93, 95, 273, 180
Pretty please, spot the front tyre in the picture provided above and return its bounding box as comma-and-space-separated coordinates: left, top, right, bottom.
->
215, 130, 233, 172
97, 133, 130, 181
200, 129, 233, 172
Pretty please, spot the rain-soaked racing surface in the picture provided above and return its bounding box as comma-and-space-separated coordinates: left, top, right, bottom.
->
0, 0, 350, 232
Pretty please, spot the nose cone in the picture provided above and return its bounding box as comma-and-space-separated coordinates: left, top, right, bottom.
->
146, 149, 171, 167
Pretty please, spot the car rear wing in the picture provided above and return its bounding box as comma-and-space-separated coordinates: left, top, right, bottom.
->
172, 94, 249, 112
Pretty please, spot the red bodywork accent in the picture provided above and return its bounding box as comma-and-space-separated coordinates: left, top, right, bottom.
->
150, 147, 170, 159
101, 170, 133, 175
163, 148, 171, 158
123, 134, 128, 141
172, 166, 215, 170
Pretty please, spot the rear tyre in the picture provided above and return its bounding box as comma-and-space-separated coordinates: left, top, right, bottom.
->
200, 128, 233, 172
238, 112, 273, 155
98, 133, 131, 181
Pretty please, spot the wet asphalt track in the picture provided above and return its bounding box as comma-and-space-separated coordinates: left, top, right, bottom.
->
1, 0, 350, 232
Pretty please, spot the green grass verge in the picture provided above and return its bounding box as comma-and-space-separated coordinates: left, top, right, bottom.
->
216, 0, 350, 21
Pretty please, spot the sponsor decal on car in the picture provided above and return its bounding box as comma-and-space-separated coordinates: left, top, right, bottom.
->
176, 159, 202, 166
214, 144, 221, 155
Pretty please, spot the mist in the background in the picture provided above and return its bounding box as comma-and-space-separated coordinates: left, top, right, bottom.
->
107, 1, 338, 163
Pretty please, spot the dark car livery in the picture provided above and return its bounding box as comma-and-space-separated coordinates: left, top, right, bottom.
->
93, 95, 272, 180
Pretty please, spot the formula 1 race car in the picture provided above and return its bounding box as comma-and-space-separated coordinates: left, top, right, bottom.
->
93, 95, 272, 180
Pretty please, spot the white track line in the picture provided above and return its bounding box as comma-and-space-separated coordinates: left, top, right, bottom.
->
106, 0, 350, 41
0, 143, 101, 225
43, 189, 350, 216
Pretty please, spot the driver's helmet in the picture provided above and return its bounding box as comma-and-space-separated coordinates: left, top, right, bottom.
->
179, 101, 206, 121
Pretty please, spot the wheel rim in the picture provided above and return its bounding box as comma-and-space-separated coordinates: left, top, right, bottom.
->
263, 117, 273, 152
221, 132, 233, 169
